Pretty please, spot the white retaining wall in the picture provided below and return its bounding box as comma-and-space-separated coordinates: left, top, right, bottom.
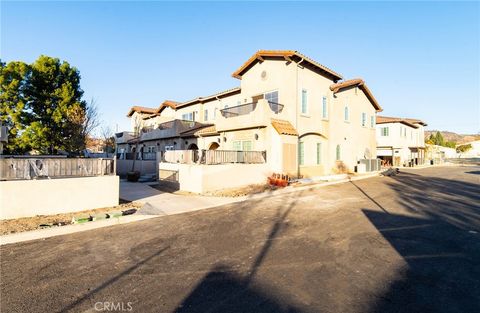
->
0, 176, 119, 220
159, 162, 270, 193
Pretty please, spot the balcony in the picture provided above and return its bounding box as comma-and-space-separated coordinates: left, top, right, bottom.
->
115, 131, 136, 144
216, 99, 285, 132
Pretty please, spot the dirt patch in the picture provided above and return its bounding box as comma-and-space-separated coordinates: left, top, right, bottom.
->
203, 183, 279, 197
0, 200, 142, 235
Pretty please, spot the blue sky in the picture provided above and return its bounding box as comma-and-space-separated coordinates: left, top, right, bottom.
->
1, 1, 479, 134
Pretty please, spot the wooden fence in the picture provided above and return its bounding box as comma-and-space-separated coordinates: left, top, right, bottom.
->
203, 150, 266, 165
0, 158, 115, 180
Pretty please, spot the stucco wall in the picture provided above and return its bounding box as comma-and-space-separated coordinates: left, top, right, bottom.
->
0, 176, 119, 220
328, 87, 377, 172
159, 162, 270, 193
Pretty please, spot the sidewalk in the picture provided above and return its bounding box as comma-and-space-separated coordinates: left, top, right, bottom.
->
120, 181, 246, 215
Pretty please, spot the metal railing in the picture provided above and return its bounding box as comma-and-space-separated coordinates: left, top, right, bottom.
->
268, 101, 284, 114
159, 149, 266, 165
117, 152, 157, 160
220, 102, 257, 118
220, 101, 285, 118
0, 158, 115, 180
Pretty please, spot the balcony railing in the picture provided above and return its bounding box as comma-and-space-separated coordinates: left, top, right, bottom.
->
268, 101, 284, 114
220, 102, 257, 118
220, 101, 284, 118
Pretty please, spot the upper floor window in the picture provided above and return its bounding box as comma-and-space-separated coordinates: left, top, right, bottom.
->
182, 112, 194, 121
370, 116, 375, 128
380, 127, 389, 136
301, 89, 308, 114
265, 91, 278, 104
344, 104, 349, 121
322, 96, 328, 119
361, 112, 367, 127
204, 109, 208, 121
233, 140, 252, 151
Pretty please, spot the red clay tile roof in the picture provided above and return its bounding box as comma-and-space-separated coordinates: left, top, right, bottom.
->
177, 87, 241, 108
232, 50, 343, 81
194, 125, 218, 136
126, 106, 157, 117
376, 116, 426, 128
156, 100, 180, 113
330, 78, 382, 112
271, 118, 298, 136
404, 118, 428, 126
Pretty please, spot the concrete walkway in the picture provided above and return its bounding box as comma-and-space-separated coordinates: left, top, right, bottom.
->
120, 181, 246, 216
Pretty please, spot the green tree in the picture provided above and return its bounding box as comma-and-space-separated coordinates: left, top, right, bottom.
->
0, 60, 31, 153
444, 141, 456, 148
456, 144, 472, 153
434, 131, 445, 146
0, 56, 93, 154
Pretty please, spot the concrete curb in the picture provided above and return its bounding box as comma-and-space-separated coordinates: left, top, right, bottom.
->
1, 171, 380, 246
0, 215, 156, 246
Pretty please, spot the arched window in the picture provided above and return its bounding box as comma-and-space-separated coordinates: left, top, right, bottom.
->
336, 144, 341, 161
344, 105, 349, 121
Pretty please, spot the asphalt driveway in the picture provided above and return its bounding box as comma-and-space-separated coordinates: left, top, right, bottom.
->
1, 165, 479, 313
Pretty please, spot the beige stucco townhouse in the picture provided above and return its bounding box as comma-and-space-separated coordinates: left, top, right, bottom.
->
116, 50, 383, 177
376, 116, 427, 167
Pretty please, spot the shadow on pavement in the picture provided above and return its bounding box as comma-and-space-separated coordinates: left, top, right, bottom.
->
174, 191, 302, 313
362, 170, 480, 313
174, 264, 303, 313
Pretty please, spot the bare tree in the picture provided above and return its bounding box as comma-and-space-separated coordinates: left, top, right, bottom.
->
100, 125, 115, 153
82, 99, 101, 145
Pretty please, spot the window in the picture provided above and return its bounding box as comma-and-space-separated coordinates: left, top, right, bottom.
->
242, 141, 252, 151
233, 140, 252, 151
204, 109, 208, 121
265, 91, 278, 104
400, 126, 403, 137
336, 144, 341, 161
316, 142, 322, 164
182, 112, 194, 121
380, 127, 389, 136
299, 142, 305, 165
361, 112, 366, 127
344, 104, 349, 121
233, 141, 241, 151
301, 89, 308, 114
371, 116, 375, 128
322, 96, 328, 119
213, 108, 216, 119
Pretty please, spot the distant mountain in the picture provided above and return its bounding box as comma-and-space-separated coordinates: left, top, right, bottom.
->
425, 130, 480, 144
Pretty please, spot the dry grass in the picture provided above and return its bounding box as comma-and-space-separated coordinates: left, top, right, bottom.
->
0, 200, 142, 235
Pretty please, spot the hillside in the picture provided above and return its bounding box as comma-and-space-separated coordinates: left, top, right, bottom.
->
425, 131, 480, 144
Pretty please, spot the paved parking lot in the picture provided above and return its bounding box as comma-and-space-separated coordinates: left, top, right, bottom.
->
1, 165, 479, 313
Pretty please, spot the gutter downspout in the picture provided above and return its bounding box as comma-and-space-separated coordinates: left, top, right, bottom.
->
295, 57, 304, 179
